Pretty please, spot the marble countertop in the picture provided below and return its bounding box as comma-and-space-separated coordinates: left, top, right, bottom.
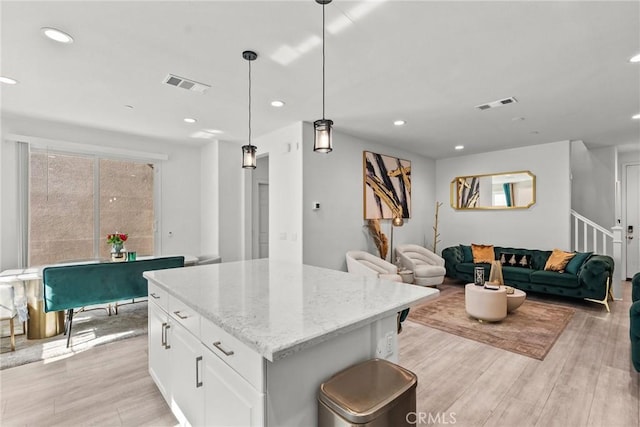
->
143, 259, 438, 361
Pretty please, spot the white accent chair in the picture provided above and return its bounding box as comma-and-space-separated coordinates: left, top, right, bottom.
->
395, 244, 446, 287
345, 251, 402, 283
0, 284, 17, 351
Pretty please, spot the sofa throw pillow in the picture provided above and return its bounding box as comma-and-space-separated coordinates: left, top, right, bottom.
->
499, 252, 532, 269
565, 252, 592, 275
544, 249, 576, 273
471, 244, 495, 264
459, 245, 473, 262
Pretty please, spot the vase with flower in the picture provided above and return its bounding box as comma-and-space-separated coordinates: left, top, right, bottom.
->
107, 232, 128, 262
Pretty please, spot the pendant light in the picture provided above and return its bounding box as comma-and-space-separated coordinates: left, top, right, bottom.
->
241, 50, 258, 169
314, 0, 333, 153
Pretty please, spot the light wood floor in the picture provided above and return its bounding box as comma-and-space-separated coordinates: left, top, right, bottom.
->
1, 280, 638, 427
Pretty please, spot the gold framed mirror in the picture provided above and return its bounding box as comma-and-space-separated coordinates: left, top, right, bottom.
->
450, 170, 536, 210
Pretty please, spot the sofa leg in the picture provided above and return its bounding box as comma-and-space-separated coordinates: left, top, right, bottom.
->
584, 276, 611, 312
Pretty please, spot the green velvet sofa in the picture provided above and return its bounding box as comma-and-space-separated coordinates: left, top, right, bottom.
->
631, 272, 640, 372
43, 256, 185, 347
442, 245, 614, 311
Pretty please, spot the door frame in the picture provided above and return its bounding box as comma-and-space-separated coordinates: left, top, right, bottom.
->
254, 181, 269, 259
622, 161, 640, 279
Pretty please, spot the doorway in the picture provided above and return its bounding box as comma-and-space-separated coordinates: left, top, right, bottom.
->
625, 163, 640, 279
252, 156, 269, 259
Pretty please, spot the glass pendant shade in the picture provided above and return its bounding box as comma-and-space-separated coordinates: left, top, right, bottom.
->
313, 119, 333, 153
242, 144, 257, 169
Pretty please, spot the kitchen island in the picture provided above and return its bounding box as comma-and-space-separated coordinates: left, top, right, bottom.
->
144, 259, 438, 426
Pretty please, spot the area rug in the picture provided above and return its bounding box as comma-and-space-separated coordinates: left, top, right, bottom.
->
0, 301, 148, 370
407, 289, 575, 360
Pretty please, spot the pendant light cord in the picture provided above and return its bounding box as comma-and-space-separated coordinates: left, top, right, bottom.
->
322, 2, 326, 120
248, 59, 252, 145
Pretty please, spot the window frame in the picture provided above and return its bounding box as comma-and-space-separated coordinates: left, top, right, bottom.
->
21, 144, 163, 266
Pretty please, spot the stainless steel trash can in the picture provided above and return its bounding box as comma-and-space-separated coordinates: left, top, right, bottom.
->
318, 358, 417, 427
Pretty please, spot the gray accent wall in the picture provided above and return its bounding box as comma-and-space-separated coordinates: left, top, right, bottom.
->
302, 122, 437, 271
435, 141, 572, 252
570, 141, 616, 228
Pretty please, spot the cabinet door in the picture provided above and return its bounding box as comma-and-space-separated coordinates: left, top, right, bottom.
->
148, 301, 171, 400
203, 350, 265, 427
171, 322, 204, 427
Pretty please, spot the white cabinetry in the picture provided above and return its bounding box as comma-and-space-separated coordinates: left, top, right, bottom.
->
149, 285, 265, 427
148, 286, 171, 400
203, 348, 264, 427
171, 320, 204, 427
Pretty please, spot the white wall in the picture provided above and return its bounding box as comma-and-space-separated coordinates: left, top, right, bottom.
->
0, 114, 202, 269
436, 141, 572, 252
217, 140, 246, 262
253, 122, 304, 263
302, 123, 437, 271
200, 141, 219, 258
570, 141, 616, 228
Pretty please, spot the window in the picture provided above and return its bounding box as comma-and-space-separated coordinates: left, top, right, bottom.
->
28, 150, 155, 266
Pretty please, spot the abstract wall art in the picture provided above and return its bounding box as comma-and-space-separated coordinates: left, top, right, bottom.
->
363, 151, 411, 219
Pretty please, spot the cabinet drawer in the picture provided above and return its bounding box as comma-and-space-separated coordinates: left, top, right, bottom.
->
201, 318, 264, 391
148, 282, 168, 312
168, 296, 201, 337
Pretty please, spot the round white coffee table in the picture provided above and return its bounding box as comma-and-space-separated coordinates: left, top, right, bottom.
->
465, 283, 507, 322
505, 287, 527, 312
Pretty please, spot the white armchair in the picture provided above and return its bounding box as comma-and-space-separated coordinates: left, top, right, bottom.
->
345, 250, 402, 283
395, 244, 446, 287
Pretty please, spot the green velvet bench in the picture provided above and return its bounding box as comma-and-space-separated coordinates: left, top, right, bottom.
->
43, 256, 185, 347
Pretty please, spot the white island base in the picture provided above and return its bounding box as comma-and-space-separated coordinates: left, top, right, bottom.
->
145, 260, 437, 427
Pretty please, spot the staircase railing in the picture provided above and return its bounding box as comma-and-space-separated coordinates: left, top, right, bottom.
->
571, 210, 613, 254
570, 209, 623, 299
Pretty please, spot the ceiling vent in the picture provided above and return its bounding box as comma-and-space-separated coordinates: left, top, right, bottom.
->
163, 74, 211, 93
475, 96, 518, 111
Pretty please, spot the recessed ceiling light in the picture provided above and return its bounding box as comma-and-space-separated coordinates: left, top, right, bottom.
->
511, 116, 525, 122
205, 129, 223, 134
629, 53, 640, 63
184, 118, 197, 124
393, 120, 406, 126
0, 76, 18, 85
632, 113, 640, 120
530, 130, 540, 134
124, 104, 134, 109
455, 145, 464, 150
41, 27, 74, 44
271, 100, 285, 107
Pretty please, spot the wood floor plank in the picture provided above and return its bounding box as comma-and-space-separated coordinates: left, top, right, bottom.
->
587, 365, 639, 427
444, 351, 531, 426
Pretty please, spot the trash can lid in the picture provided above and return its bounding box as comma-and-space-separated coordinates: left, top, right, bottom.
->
318, 358, 417, 424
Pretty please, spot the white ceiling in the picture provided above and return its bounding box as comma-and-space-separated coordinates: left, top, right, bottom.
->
1, 1, 639, 159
